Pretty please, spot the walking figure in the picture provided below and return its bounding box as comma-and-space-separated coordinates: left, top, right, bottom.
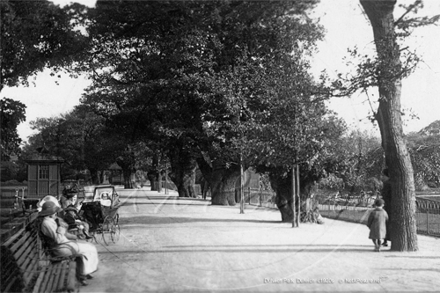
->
367, 198, 389, 252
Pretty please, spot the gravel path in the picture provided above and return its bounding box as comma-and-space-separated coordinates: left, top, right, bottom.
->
82, 187, 440, 293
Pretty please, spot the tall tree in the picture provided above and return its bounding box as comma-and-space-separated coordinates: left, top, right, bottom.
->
82, 0, 324, 201
359, 0, 418, 251
25, 105, 117, 184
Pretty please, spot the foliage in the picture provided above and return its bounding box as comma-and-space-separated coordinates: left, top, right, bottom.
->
0, 0, 89, 91
0, 98, 26, 160
321, 130, 382, 194
23, 104, 119, 182
329, 1, 439, 99
406, 120, 440, 189
317, 121, 440, 194
78, 0, 326, 195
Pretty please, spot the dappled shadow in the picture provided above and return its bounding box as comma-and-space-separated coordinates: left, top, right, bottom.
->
119, 195, 177, 200
119, 215, 282, 225
122, 202, 211, 207
162, 244, 372, 248
385, 255, 440, 259
378, 267, 440, 273
98, 244, 373, 255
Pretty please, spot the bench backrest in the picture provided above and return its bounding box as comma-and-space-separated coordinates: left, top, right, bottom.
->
0, 226, 43, 292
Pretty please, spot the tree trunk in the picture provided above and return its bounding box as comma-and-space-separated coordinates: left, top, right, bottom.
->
360, 0, 418, 251
270, 173, 294, 222
148, 154, 160, 191
168, 145, 197, 197
197, 157, 239, 205
171, 160, 197, 198
122, 168, 133, 189
270, 170, 320, 223
89, 168, 100, 185
210, 166, 240, 205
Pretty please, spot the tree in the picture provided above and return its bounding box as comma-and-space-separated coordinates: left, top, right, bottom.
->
323, 130, 382, 196
0, 98, 26, 160
359, 0, 422, 251
81, 0, 325, 201
24, 105, 117, 184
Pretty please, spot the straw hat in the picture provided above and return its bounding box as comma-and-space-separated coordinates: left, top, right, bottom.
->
39, 201, 62, 217
36, 195, 60, 212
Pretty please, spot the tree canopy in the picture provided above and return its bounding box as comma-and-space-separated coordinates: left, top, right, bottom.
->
0, 0, 89, 91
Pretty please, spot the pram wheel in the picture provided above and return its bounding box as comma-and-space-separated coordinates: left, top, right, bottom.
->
102, 215, 120, 245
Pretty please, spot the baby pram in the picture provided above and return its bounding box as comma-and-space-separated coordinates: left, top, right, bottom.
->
80, 185, 121, 245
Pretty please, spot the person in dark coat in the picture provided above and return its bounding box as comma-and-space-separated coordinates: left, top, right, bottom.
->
381, 168, 392, 246
367, 198, 389, 252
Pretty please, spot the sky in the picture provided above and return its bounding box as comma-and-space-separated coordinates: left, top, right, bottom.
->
2, 0, 439, 143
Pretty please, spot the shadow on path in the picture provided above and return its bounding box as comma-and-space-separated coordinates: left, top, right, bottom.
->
119, 215, 282, 225
98, 244, 374, 255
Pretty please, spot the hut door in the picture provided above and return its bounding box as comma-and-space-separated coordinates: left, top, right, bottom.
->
38, 165, 50, 195
49, 165, 59, 196
28, 165, 38, 198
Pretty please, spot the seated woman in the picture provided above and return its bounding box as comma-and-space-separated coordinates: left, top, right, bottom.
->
61, 191, 92, 240
37, 201, 99, 286
37, 195, 61, 212
64, 205, 92, 240
60, 189, 80, 209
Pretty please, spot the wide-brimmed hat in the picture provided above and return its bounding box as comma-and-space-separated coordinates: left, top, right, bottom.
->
39, 201, 62, 217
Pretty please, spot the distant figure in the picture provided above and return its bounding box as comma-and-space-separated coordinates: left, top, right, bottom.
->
367, 199, 389, 252
381, 168, 392, 247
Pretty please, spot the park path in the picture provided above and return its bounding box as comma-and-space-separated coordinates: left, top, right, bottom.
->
83, 187, 440, 293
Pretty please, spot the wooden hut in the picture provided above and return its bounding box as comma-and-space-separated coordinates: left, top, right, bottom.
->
25, 147, 64, 199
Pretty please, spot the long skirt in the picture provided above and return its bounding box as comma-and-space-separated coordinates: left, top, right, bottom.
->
53, 241, 99, 275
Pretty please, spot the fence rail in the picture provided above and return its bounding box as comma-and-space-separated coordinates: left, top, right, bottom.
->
316, 196, 440, 237
244, 188, 276, 208
415, 197, 440, 237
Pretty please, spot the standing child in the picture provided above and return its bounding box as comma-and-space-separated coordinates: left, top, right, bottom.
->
367, 199, 389, 252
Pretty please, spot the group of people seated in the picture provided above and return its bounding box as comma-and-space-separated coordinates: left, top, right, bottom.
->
35, 189, 98, 286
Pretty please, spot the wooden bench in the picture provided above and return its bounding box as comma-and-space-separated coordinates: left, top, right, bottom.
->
1, 224, 78, 293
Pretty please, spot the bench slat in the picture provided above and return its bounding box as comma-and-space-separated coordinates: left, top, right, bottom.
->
51, 262, 65, 292
23, 256, 40, 284
16, 239, 37, 268
45, 265, 59, 293
55, 261, 67, 292
32, 267, 47, 293
66, 260, 78, 292
10, 229, 34, 253
39, 265, 53, 293
3, 227, 25, 247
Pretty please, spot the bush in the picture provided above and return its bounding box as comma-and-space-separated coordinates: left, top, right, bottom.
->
1, 180, 27, 186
